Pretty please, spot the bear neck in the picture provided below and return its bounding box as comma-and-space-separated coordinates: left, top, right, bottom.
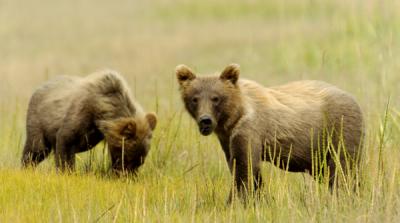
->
215, 96, 245, 137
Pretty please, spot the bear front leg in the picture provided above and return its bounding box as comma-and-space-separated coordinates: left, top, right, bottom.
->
55, 130, 76, 172
229, 134, 263, 203
217, 135, 231, 164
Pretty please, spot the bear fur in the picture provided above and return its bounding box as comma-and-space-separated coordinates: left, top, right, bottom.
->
176, 64, 364, 200
22, 70, 157, 173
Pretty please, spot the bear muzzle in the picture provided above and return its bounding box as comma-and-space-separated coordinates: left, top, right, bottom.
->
198, 115, 215, 136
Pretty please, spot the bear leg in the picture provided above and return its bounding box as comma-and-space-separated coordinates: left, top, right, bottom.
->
228, 134, 263, 202
55, 132, 76, 172
328, 157, 348, 190
54, 146, 75, 172
21, 133, 51, 168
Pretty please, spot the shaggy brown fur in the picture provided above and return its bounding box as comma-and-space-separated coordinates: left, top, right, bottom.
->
22, 70, 157, 173
176, 64, 364, 201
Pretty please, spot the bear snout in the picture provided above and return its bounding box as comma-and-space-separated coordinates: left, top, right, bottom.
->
198, 115, 214, 136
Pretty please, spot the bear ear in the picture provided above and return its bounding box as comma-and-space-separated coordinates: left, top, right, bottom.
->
220, 64, 240, 85
176, 64, 196, 86
146, 112, 157, 130
120, 121, 137, 138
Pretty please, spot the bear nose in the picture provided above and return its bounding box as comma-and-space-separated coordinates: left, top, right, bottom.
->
199, 115, 212, 126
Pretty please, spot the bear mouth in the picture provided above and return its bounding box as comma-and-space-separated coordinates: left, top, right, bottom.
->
199, 126, 213, 136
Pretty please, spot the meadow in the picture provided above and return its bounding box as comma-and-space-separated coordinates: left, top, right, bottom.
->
0, 0, 400, 222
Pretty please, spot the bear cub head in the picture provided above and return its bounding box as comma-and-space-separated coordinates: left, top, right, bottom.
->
97, 113, 157, 172
176, 64, 242, 136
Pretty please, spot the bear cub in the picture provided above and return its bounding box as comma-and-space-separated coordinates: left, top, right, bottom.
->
22, 70, 157, 173
176, 64, 364, 200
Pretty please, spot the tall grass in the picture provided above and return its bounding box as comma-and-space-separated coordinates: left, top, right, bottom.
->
0, 0, 400, 222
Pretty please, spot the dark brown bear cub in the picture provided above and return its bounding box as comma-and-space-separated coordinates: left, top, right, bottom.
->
22, 70, 157, 173
176, 64, 364, 201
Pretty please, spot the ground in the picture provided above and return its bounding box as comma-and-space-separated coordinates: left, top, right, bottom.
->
0, 0, 399, 222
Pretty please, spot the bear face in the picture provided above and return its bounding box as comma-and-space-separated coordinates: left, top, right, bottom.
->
97, 113, 157, 172
176, 64, 243, 135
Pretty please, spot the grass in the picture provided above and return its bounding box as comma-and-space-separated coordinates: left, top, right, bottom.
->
1, 0, 400, 222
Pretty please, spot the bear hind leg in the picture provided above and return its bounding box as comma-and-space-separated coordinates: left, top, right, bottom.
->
22, 134, 51, 168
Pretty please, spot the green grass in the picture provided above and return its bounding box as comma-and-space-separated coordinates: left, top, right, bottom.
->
1, 0, 400, 222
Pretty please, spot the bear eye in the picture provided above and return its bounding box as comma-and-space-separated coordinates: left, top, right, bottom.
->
191, 97, 198, 104
211, 96, 220, 104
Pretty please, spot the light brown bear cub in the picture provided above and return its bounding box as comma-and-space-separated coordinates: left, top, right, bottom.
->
176, 64, 364, 200
22, 70, 157, 173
